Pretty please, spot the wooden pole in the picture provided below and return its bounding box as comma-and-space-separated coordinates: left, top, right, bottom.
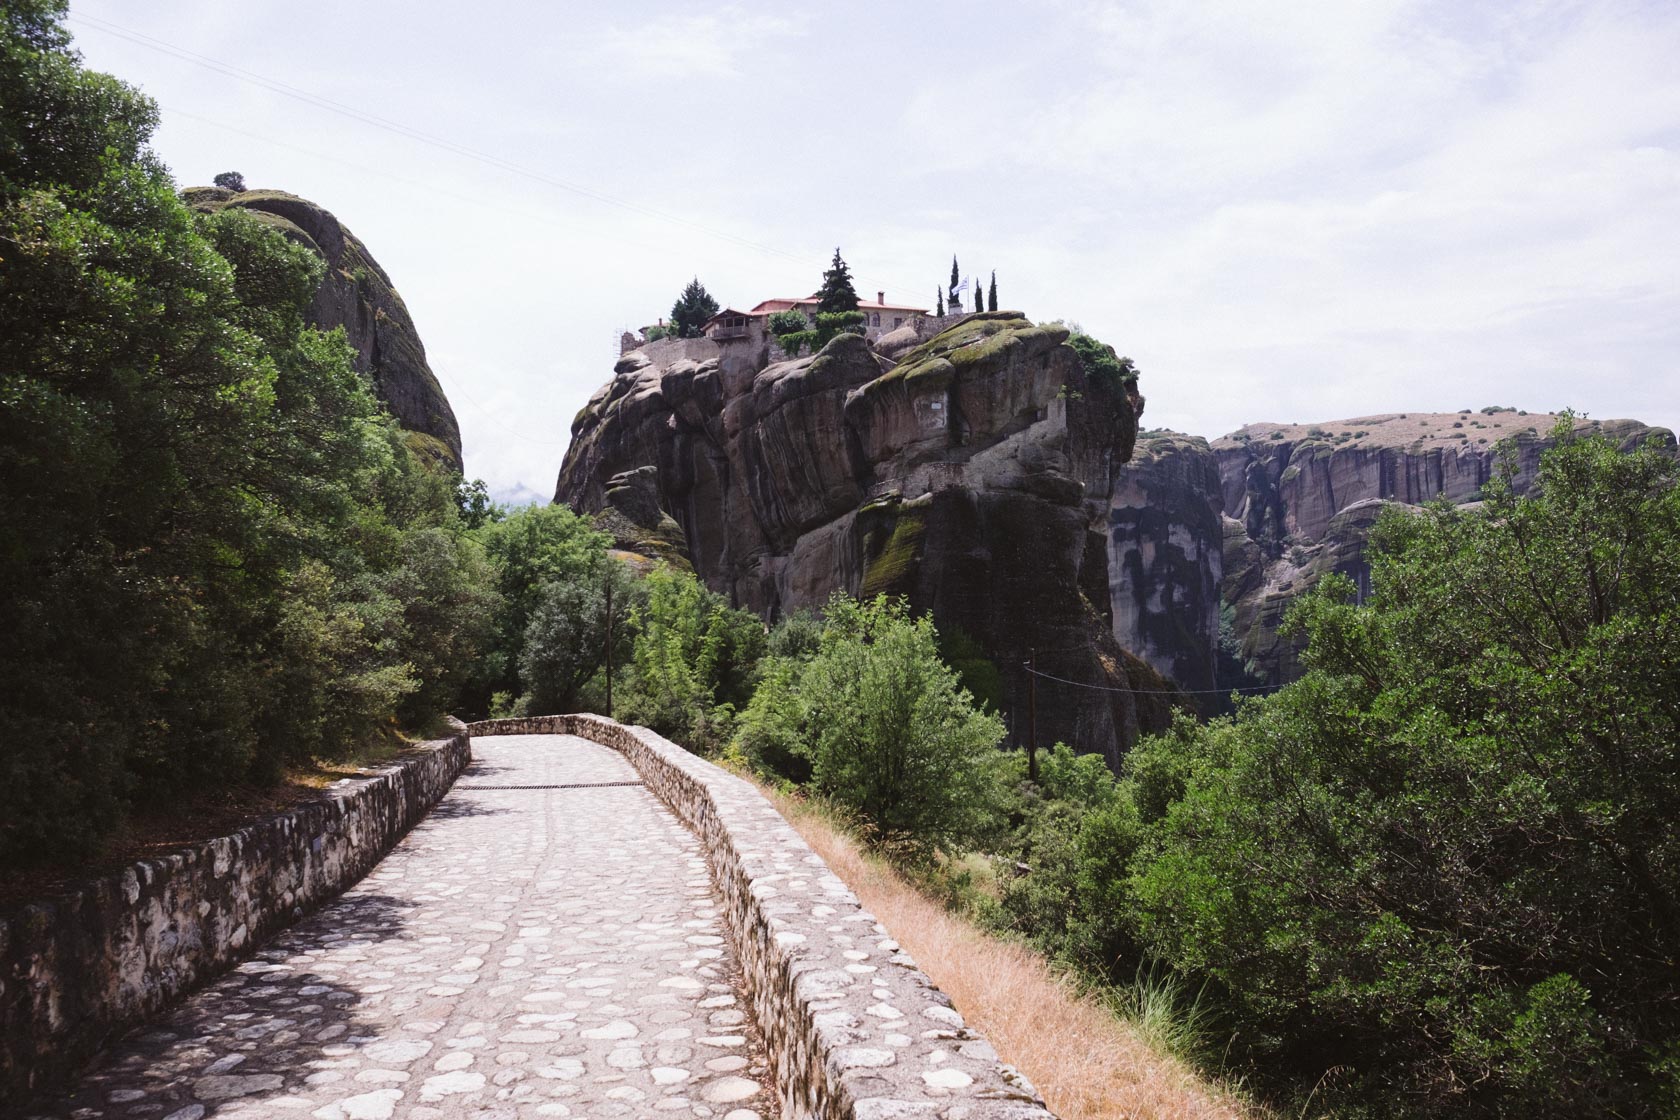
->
1027, 648, 1039, 783
604, 572, 614, 717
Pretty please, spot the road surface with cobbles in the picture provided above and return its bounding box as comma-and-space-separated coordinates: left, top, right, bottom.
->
37, 734, 776, 1120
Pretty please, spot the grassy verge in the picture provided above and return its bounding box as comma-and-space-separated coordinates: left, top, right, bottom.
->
755, 781, 1260, 1120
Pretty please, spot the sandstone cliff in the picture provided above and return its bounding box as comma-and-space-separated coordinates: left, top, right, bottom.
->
183, 187, 463, 471
557, 314, 1177, 765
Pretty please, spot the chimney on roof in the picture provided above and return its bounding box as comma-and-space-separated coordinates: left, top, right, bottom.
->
878, 291, 884, 305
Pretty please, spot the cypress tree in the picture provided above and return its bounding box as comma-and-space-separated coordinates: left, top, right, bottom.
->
937, 288, 945, 317
949, 255, 961, 313
988, 271, 998, 312
669, 277, 720, 338
816, 248, 860, 313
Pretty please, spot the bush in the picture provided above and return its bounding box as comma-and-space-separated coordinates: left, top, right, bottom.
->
748, 595, 1008, 854
616, 566, 764, 749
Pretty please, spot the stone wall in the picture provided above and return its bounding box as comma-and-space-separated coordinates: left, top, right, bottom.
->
467, 715, 1056, 1120
0, 731, 471, 1106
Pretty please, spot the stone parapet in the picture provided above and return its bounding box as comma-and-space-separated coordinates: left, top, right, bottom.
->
0, 730, 471, 1106
467, 715, 1056, 1120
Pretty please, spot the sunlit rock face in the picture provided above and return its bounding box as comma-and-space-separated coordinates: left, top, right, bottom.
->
558, 314, 1176, 764
183, 186, 462, 471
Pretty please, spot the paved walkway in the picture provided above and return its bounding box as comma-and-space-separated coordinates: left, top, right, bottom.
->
43, 735, 775, 1120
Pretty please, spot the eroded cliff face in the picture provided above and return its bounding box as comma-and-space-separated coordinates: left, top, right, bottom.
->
557, 314, 1174, 764
182, 187, 463, 471
1108, 433, 1225, 696
1213, 412, 1676, 684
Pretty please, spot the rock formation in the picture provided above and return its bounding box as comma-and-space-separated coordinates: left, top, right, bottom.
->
182, 187, 463, 471
1106, 411, 1676, 691
558, 314, 1178, 765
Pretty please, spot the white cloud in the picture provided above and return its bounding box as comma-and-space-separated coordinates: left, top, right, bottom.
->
590, 5, 807, 81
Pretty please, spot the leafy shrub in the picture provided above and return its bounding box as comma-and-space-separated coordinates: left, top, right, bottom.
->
1065, 332, 1139, 387
735, 595, 1007, 853
616, 566, 765, 750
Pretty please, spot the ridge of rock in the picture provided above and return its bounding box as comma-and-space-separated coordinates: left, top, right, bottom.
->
182, 186, 463, 471
558, 314, 1173, 763
1109, 412, 1676, 696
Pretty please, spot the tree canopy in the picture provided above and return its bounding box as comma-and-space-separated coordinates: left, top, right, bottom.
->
669, 277, 719, 338
816, 248, 859, 314
0, 2, 496, 861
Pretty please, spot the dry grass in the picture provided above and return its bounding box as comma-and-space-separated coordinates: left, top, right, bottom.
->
761, 786, 1260, 1120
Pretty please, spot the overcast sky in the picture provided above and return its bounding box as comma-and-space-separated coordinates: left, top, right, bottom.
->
69, 0, 1680, 502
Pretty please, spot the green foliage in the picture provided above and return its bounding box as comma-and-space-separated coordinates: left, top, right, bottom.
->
1114, 422, 1680, 1114
816, 248, 859, 314
766, 308, 808, 337
473, 503, 610, 706
617, 566, 765, 750
212, 170, 245, 191
642, 323, 668, 341
1066, 332, 1139, 387
519, 559, 641, 715
668, 276, 719, 339
949, 255, 961, 313
741, 595, 1007, 854
936, 287, 945, 316
987, 270, 998, 312
0, 5, 498, 860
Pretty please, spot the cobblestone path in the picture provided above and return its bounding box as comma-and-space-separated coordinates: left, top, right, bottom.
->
42, 735, 776, 1120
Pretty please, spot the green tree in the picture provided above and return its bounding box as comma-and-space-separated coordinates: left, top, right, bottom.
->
213, 170, 245, 191
949, 255, 962, 313
937, 287, 945, 316
618, 566, 766, 748
474, 503, 611, 704
988, 270, 998, 312
816, 247, 860, 313
519, 559, 640, 715
794, 595, 1006, 852
668, 277, 719, 338
0, 2, 496, 859
1123, 421, 1680, 1114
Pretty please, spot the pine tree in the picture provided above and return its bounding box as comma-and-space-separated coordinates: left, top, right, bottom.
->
816, 248, 860, 313
949, 255, 961, 313
988, 271, 998, 312
669, 277, 720, 339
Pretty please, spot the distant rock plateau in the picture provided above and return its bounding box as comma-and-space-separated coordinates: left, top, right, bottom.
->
1112, 411, 1677, 695
183, 186, 462, 471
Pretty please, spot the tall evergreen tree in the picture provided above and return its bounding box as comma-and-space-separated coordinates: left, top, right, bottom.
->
669, 277, 720, 338
936, 288, 945, 316
816, 248, 860, 313
988, 270, 998, 312
949, 255, 961, 313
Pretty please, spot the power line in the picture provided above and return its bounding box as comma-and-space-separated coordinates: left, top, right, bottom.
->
1021, 662, 1276, 697
67, 13, 933, 303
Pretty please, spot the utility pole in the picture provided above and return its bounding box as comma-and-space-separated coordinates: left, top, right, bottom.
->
1027, 648, 1039, 783
604, 573, 614, 717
